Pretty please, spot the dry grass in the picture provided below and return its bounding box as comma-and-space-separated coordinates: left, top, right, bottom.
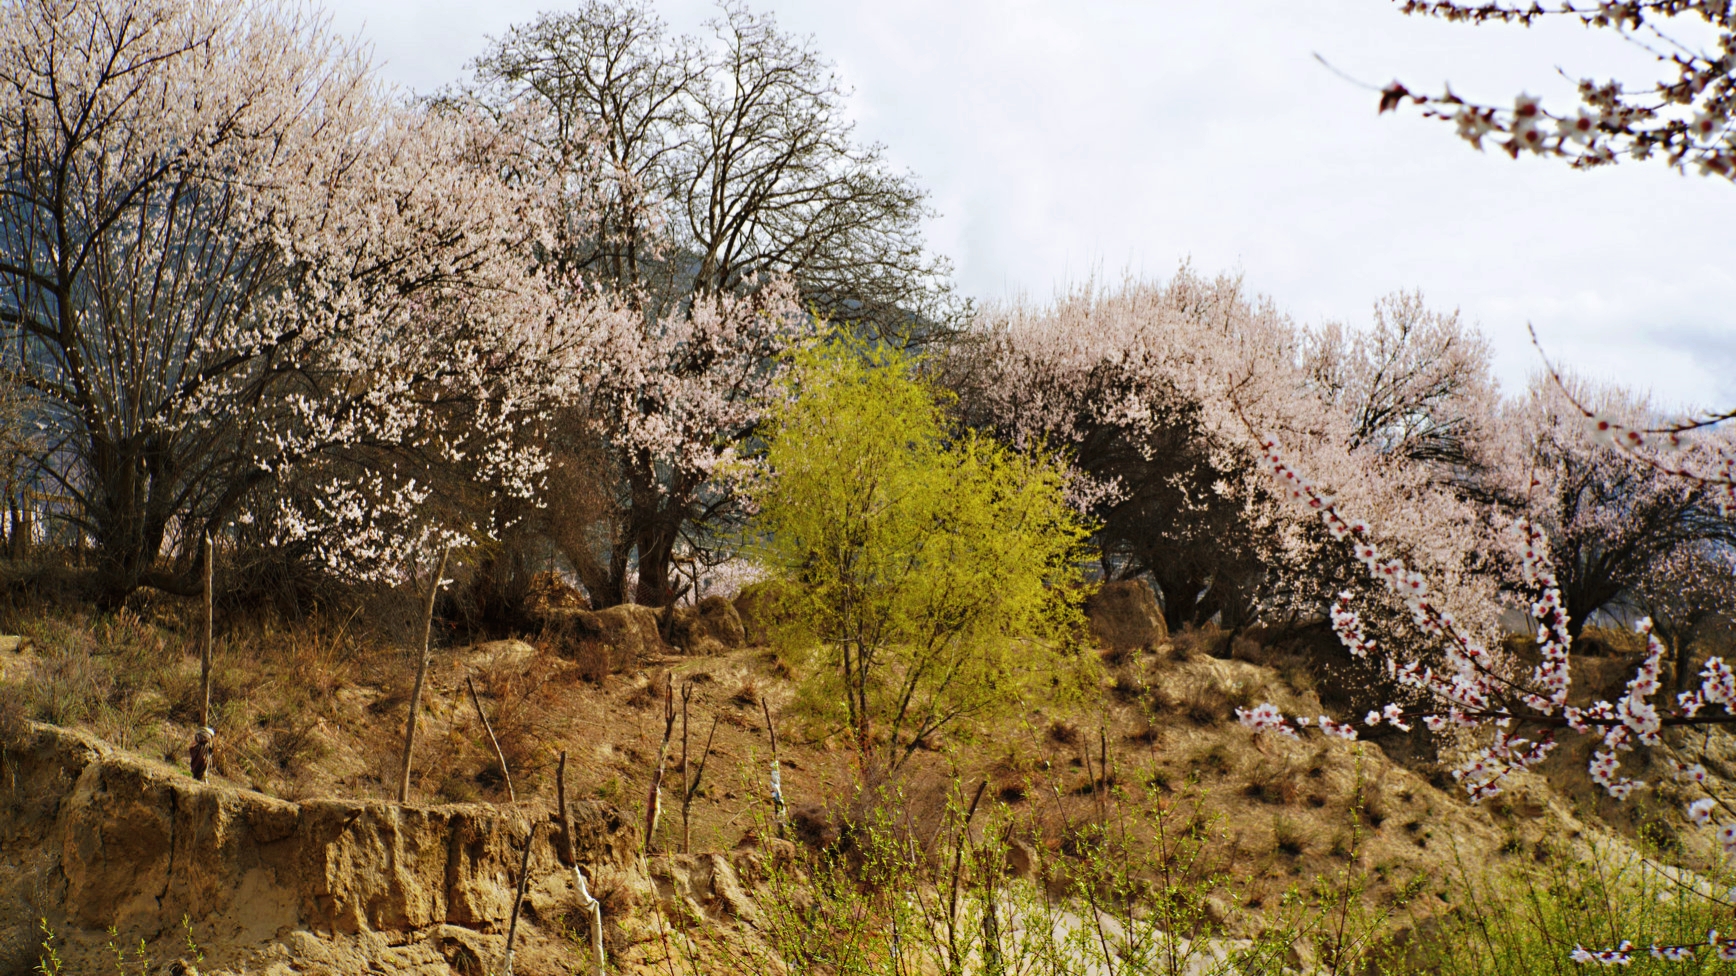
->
0, 565, 1633, 957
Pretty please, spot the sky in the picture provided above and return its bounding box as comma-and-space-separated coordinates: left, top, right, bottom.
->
327, 0, 1736, 411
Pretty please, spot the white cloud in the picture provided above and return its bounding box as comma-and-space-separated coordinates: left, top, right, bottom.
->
329, 0, 1736, 409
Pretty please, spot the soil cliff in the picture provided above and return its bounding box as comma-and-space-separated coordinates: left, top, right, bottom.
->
0, 723, 641, 975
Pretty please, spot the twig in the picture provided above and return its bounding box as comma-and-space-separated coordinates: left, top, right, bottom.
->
397, 547, 450, 804
502, 819, 537, 976
682, 694, 720, 854
466, 676, 516, 804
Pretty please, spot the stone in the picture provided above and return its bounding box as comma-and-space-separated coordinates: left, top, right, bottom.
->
1085, 579, 1168, 651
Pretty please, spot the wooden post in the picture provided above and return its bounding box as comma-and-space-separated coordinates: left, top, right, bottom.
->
200, 533, 213, 730
397, 548, 450, 805
191, 534, 216, 781
680, 683, 719, 855
556, 751, 576, 866
679, 682, 690, 853
466, 676, 516, 804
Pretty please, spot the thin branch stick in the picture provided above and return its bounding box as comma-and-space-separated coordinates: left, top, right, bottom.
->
945, 779, 990, 972
761, 695, 780, 759
761, 696, 786, 832
466, 676, 516, 804
683, 709, 720, 854
502, 819, 537, 976
397, 548, 450, 805
191, 533, 216, 782
680, 681, 691, 853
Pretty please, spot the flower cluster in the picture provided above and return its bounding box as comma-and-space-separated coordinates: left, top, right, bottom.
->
1254, 427, 1736, 905
1234, 703, 1298, 738
1571, 933, 1736, 966
1234, 704, 1362, 742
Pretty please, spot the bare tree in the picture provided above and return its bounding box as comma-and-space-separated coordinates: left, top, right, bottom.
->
471, 0, 956, 336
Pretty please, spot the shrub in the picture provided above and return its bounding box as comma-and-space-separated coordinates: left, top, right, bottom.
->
746, 336, 1094, 776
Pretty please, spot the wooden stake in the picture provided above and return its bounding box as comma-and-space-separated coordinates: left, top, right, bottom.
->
643, 675, 675, 854
397, 548, 450, 804
556, 751, 576, 867
501, 819, 536, 976
761, 697, 786, 832
200, 533, 213, 730
681, 684, 719, 854
466, 676, 516, 804
680, 682, 690, 853
191, 533, 216, 781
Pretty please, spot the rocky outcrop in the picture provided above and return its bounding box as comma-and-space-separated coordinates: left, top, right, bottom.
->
533, 592, 672, 678
1085, 579, 1168, 652
0, 723, 640, 975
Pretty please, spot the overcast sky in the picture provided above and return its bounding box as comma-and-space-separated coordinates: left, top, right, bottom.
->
328, 0, 1735, 411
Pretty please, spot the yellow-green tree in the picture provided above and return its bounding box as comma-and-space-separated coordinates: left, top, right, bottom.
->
748, 337, 1093, 776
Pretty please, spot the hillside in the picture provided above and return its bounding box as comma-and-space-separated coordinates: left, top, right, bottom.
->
0, 576, 1713, 975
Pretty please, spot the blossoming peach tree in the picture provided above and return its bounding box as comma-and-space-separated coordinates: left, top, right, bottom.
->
1239, 400, 1736, 965
0, 0, 651, 593
1357, 5, 1736, 960
942, 273, 1506, 639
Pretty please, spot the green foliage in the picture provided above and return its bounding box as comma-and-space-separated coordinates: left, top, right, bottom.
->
1414, 837, 1736, 976
36, 918, 60, 976
747, 336, 1094, 773
103, 924, 150, 976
